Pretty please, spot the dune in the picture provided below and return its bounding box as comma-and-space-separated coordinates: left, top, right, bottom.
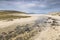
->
30, 14, 60, 40
0, 13, 60, 40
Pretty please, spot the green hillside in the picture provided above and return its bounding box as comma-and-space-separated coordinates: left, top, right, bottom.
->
0, 10, 30, 20
0, 10, 25, 15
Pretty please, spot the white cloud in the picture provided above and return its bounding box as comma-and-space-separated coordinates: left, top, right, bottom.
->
12, 2, 36, 8
39, 4, 47, 8
0, 0, 60, 13
22, 3, 36, 7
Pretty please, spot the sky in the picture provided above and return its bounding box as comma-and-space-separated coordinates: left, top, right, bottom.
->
0, 0, 60, 14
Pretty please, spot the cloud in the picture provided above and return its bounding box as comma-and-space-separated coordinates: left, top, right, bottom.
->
0, 0, 60, 13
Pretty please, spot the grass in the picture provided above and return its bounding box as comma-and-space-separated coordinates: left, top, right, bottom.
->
0, 10, 38, 40
0, 14, 30, 20
0, 10, 30, 20
0, 24, 39, 40
0, 15, 30, 20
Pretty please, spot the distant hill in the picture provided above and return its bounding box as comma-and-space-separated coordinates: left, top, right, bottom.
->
0, 10, 30, 20
0, 10, 25, 14
49, 12, 60, 16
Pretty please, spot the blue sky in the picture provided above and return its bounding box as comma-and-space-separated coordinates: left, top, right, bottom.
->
0, 0, 60, 13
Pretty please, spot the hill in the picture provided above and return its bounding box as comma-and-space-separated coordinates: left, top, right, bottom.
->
0, 10, 25, 15
49, 12, 60, 16
0, 12, 60, 40
0, 10, 30, 20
